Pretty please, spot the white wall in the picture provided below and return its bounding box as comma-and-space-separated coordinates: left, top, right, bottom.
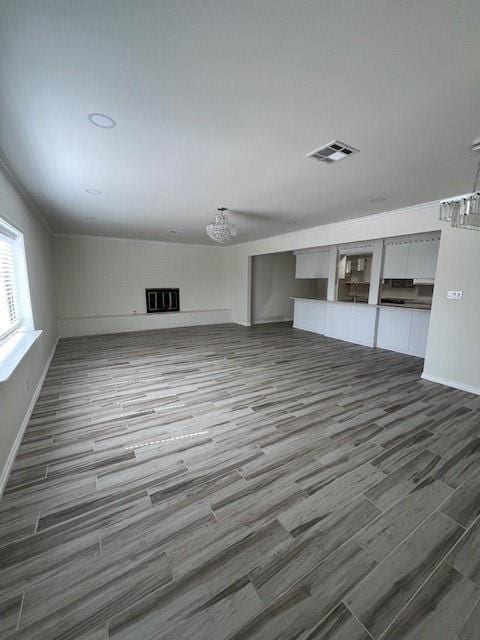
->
224, 201, 480, 395
53, 235, 231, 337
227, 202, 442, 326
423, 225, 480, 394
0, 168, 58, 481
251, 252, 316, 323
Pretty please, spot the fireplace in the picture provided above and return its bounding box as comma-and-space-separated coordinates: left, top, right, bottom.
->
145, 288, 180, 313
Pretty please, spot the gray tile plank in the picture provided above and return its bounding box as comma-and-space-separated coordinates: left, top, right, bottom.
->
0, 324, 477, 640
447, 515, 480, 585
345, 510, 464, 638
457, 598, 480, 640
355, 478, 453, 562
228, 541, 376, 640
0, 593, 23, 635
365, 450, 441, 510
381, 562, 479, 640
250, 496, 380, 604
301, 602, 370, 640
278, 463, 384, 535
108, 520, 291, 640
441, 467, 480, 528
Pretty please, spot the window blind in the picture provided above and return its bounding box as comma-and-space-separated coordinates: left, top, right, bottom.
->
0, 230, 20, 341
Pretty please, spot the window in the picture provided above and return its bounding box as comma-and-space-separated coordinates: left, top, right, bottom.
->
0, 217, 38, 382
0, 227, 20, 341
0, 218, 32, 343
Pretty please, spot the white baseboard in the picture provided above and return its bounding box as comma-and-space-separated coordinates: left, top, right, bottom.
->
251, 317, 293, 325
0, 337, 59, 498
421, 372, 480, 396
377, 343, 425, 358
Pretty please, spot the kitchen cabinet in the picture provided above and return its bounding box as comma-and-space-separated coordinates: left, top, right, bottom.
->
377, 306, 431, 357
292, 299, 376, 346
326, 302, 351, 342
295, 250, 330, 279
383, 239, 439, 280
383, 243, 409, 278
405, 240, 439, 279
292, 298, 327, 334
409, 310, 431, 356
325, 302, 377, 347
291, 298, 430, 357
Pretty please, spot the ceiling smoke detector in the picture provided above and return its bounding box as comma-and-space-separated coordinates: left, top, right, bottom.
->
306, 140, 359, 163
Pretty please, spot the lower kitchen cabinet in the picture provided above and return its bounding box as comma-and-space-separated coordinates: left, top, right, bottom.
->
376, 307, 431, 357
292, 298, 327, 334
292, 298, 431, 358
325, 302, 377, 347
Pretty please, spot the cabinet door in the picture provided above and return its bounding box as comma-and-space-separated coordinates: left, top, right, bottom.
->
377, 307, 412, 352
293, 300, 327, 334
296, 252, 330, 278
350, 305, 377, 347
325, 303, 351, 341
405, 240, 439, 279
295, 253, 316, 278
408, 311, 431, 357
315, 251, 331, 278
383, 244, 409, 278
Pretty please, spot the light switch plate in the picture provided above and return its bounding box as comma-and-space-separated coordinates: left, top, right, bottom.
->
447, 290, 463, 300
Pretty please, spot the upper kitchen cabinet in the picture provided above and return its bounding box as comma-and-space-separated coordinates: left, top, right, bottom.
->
405, 239, 440, 279
383, 242, 409, 279
294, 249, 330, 278
382, 234, 440, 280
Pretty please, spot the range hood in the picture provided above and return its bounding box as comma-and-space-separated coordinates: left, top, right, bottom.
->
413, 278, 435, 285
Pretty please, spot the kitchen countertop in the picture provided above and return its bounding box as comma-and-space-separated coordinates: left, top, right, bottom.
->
379, 303, 431, 311
290, 297, 431, 311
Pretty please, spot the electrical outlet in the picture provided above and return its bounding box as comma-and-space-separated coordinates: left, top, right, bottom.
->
447, 290, 463, 300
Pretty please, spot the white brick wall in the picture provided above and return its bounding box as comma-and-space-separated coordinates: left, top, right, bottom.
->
53, 235, 230, 336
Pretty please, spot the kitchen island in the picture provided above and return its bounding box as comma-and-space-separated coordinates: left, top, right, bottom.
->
291, 297, 431, 357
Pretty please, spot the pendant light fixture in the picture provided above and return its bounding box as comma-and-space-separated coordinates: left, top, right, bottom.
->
206, 207, 237, 243
440, 145, 480, 231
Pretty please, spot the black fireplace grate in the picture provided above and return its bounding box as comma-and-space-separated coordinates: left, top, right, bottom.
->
145, 288, 180, 313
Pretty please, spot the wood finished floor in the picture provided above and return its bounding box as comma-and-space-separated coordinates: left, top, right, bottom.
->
1, 323, 480, 640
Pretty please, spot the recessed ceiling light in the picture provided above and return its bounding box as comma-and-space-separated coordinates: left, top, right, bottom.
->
88, 112, 116, 128
371, 196, 386, 203
85, 188, 101, 195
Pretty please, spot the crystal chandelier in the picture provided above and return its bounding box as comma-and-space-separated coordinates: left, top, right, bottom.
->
206, 207, 237, 243
439, 155, 480, 231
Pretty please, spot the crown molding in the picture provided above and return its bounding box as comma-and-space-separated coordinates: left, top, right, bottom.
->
51, 232, 222, 248
0, 148, 53, 235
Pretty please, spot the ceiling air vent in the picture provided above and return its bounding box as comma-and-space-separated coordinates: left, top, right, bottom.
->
306, 140, 359, 163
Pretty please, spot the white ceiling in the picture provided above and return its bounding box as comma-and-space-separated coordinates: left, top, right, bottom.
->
1, 0, 480, 244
